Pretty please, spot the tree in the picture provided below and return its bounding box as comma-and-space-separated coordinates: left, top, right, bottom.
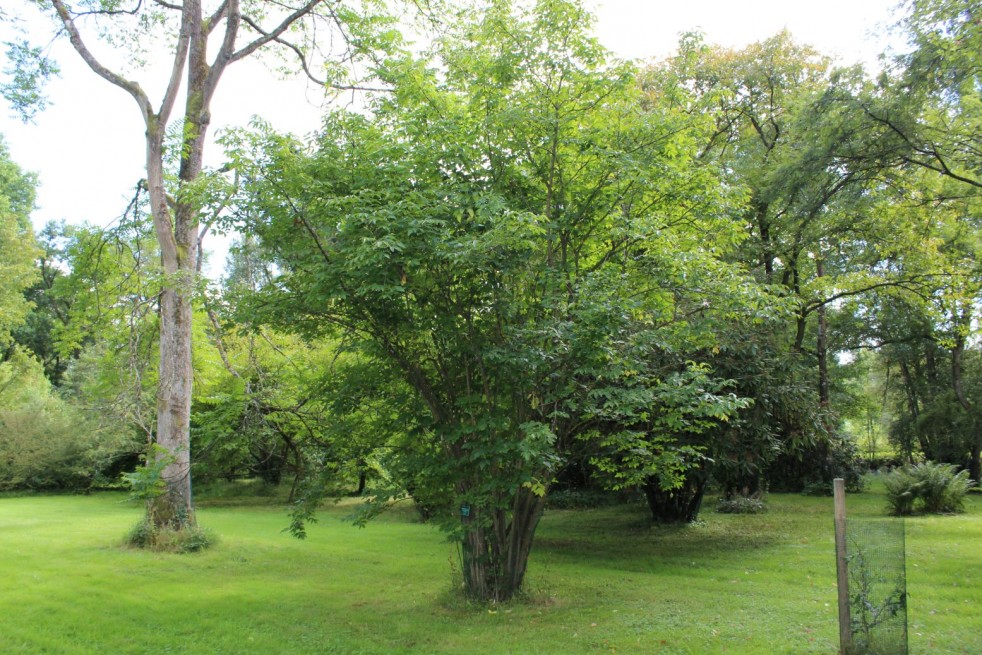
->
816, 0, 982, 480
841, 0, 982, 194
647, 32, 947, 493
236, 0, 757, 600
9, 222, 75, 385
0, 140, 135, 492
876, 0, 982, 481
53, 211, 162, 446
17, 0, 401, 530
0, 135, 39, 349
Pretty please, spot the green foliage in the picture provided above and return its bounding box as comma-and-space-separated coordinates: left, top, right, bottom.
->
911, 461, 975, 514
227, 0, 782, 600
884, 461, 976, 515
233, 0, 763, 579
8, 223, 73, 384
846, 541, 908, 655
589, 364, 751, 495
43, 214, 163, 448
122, 447, 216, 552
0, 218, 147, 491
0, 135, 39, 347
544, 487, 624, 510
885, 340, 982, 472
1, 39, 59, 122
122, 444, 173, 503
123, 516, 155, 548
882, 468, 920, 516
767, 432, 868, 495
650, 31, 927, 505
0, 347, 132, 491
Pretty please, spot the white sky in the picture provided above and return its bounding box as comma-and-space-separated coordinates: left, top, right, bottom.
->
0, 0, 903, 273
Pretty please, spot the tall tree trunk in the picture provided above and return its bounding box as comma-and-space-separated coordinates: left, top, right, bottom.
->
144, 115, 201, 528
898, 359, 931, 461
146, 2, 210, 528
151, 285, 195, 526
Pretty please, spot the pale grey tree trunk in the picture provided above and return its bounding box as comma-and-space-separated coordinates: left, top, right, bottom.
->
152, 286, 196, 525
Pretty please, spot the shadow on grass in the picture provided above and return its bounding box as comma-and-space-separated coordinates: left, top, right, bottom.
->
531, 494, 840, 578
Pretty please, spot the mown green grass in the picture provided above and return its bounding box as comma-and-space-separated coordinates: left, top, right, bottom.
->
0, 482, 978, 654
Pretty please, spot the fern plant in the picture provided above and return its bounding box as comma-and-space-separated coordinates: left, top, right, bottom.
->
884, 462, 976, 515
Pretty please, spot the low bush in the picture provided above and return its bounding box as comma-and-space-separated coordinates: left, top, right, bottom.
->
883, 469, 919, 516
884, 461, 976, 515
0, 349, 136, 492
125, 518, 217, 553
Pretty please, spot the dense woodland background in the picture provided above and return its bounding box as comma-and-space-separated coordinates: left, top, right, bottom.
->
0, 0, 979, 602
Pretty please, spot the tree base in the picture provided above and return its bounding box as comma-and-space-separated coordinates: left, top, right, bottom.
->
125, 518, 216, 553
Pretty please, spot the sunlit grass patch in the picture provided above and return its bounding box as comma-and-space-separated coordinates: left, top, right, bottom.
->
0, 486, 978, 654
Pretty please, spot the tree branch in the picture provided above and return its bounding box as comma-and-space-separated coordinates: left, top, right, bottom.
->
241, 14, 326, 85
158, 2, 193, 127
230, 0, 325, 64
862, 104, 982, 189
206, 306, 241, 378
205, 0, 230, 35
204, 0, 240, 100
75, 0, 144, 18
49, 0, 153, 122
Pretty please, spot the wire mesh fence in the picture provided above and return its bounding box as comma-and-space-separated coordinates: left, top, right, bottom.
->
844, 517, 908, 655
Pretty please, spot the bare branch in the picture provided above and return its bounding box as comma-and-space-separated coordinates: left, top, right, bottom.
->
230, 0, 324, 64
205, 0, 230, 35
204, 0, 241, 99
241, 14, 325, 85
803, 274, 952, 315
206, 306, 242, 378
158, 3, 193, 126
862, 104, 982, 190
75, 0, 144, 18
49, 0, 153, 122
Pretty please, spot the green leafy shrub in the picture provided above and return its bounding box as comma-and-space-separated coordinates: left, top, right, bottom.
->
801, 481, 833, 497
0, 349, 135, 492
125, 518, 156, 549
884, 462, 976, 515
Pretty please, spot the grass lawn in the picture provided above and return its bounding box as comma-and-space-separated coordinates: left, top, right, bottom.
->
0, 482, 978, 654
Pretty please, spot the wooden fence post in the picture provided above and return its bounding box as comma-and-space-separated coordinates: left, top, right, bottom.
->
834, 477, 851, 654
